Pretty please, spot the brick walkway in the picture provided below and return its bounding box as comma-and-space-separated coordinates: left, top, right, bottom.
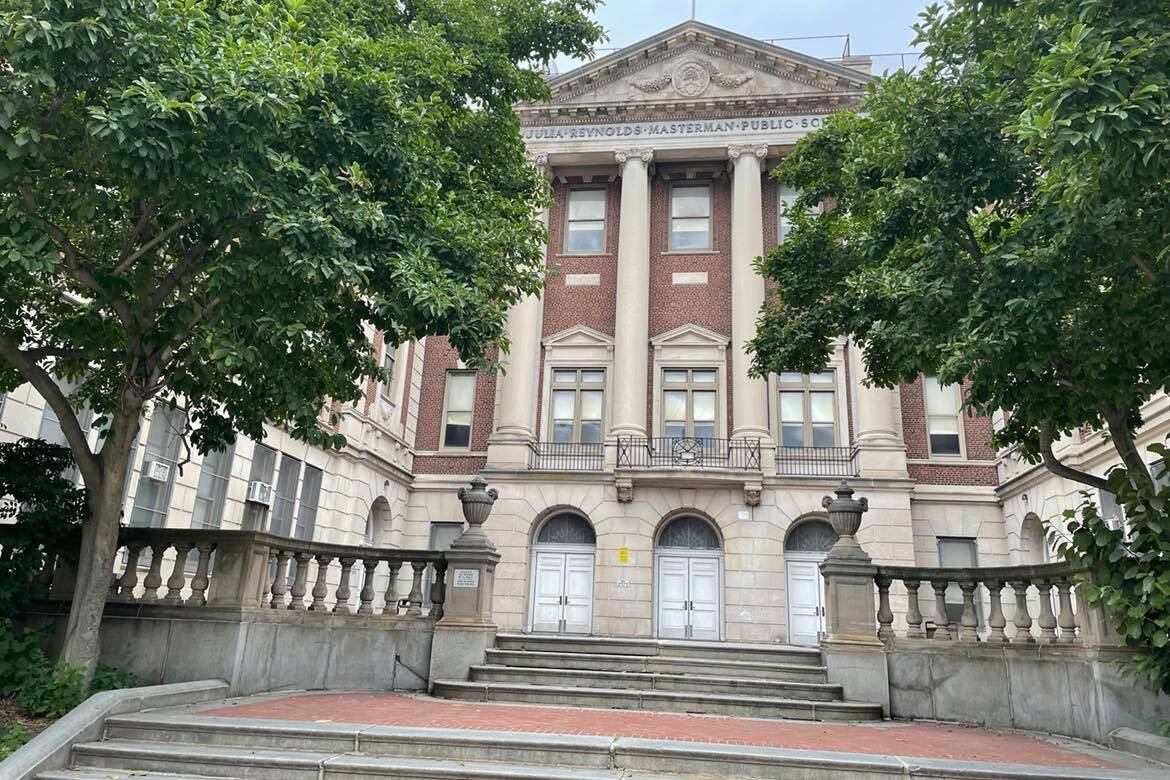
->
199, 692, 1119, 770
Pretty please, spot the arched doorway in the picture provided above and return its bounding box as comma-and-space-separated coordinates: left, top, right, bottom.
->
655, 514, 722, 640
1018, 512, 1048, 565
528, 512, 596, 634
784, 518, 839, 646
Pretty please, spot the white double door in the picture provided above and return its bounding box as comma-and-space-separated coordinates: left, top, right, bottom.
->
656, 554, 721, 640
785, 553, 827, 646
530, 548, 595, 634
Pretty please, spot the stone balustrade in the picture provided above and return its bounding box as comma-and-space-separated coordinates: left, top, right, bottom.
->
110, 527, 447, 617
873, 561, 1089, 645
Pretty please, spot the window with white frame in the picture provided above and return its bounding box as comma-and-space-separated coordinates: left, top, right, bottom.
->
549, 369, 604, 443
129, 403, 187, 528
669, 183, 712, 250
778, 371, 837, 448
442, 371, 476, 448
380, 347, 396, 402
937, 537, 979, 625
924, 378, 962, 456
564, 187, 607, 253
662, 369, 717, 440
778, 183, 799, 243
269, 453, 302, 537
242, 442, 277, 531
294, 464, 322, 541
191, 445, 234, 529
38, 375, 96, 485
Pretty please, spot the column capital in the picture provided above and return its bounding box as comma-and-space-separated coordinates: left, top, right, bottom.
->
727, 143, 769, 162
614, 148, 654, 166
527, 152, 552, 179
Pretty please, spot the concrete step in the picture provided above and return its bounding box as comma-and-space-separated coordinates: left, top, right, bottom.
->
493, 632, 823, 666
469, 664, 844, 700
432, 680, 883, 721
102, 712, 615, 768
39, 773, 232, 780
70, 739, 629, 780
484, 647, 828, 681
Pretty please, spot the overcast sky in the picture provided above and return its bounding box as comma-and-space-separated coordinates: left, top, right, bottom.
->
554, 1, 933, 74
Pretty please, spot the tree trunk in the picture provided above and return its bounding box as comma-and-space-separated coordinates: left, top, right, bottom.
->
57, 410, 140, 680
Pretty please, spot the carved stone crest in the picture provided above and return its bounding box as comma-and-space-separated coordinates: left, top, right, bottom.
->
630, 59, 754, 98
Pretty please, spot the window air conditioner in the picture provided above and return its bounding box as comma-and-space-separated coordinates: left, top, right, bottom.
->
143, 460, 171, 483
246, 480, 274, 507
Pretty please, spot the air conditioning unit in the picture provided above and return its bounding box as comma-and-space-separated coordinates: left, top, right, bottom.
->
246, 480, 274, 507
142, 460, 170, 483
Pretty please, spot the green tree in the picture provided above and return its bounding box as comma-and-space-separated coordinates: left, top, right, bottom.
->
750, 0, 1170, 692
0, 0, 602, 675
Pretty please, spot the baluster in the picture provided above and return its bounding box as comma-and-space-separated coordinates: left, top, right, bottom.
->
930, 579, 951, 640
288, 552, 312, 610
383, 561, 402, 615
142, 544, 166, 601
310, 555, 332, 611
189, 543, 214, 606
406, 561, 425, 616
1056, 578, 1078, 644
107, 557, 121, 599
1011, 580, 1035, 643
119, 543, 145, 600
430, 561, 448, 620
958, 580, 980, 641
904, 579, 924, 639
876, 574, 894, 641
333, 557, 355, 614
269, 550, 291, 608
986, 579, 1007, 643
1037, 580, 1058, 643
163, 544, 192, 604
358, 559, 378, 615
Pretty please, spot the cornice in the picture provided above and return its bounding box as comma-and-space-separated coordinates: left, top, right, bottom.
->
516, 97, 861, 127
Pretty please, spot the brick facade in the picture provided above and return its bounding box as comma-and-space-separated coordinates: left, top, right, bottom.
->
900, 376, 997, 485
412, 336, 495, 475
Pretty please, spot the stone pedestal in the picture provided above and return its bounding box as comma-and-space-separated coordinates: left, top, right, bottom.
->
206, 533, 271, 608
428, 477, 502, 687
819, 482, 889, 714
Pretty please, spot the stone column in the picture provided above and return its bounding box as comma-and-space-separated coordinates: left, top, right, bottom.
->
849, 341, 908, 479
487, 154, 550, 469
608, 148, 653, 440
728, 144, 771, 442
819, 481, 890, 715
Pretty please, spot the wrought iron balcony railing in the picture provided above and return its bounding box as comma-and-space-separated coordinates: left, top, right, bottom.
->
775, 445, 858, 477
616, 436, 762, 471
528, 441, 605, 471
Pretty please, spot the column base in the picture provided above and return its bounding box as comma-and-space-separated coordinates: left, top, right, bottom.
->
485, 431, 533, 470
855, 437, 909, 479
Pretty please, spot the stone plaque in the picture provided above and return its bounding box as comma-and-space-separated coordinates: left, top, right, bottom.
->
453, 568, 480, 588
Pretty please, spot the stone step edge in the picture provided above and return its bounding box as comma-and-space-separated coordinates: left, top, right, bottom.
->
433, 680, 882, 713
468, 665, 844, 694
66, 736, 1164, 780
484, 648, 828, 674
494, 632, 822, 658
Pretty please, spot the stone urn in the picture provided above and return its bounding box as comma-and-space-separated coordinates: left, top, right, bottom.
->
451, 476, 499, 551
821, 480, 870, 560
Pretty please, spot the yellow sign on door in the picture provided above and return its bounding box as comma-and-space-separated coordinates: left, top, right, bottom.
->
617, 546, 630, 564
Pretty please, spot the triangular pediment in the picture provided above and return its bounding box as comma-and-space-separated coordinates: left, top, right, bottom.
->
542, 324, 614, 348
531, 21, 871, 112
650, 322, 729, 348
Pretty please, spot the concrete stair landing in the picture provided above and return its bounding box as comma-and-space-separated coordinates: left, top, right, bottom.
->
433, 632, 884, 722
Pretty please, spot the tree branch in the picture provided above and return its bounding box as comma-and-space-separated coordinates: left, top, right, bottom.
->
1038, 426, 1111, 492
0, 335, 101, 487
954, 217, 985, 261
114, 196, 165, 273
114, 213, 196, 276
1097, 402, 1154, 488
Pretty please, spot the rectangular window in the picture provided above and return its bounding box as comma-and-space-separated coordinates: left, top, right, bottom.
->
937, 537, 979, 625
663, 368, 717, 440
925, 378, 962, 456
129, 403, 187, 528
442, 371, 476, 448
564, 187, 607, 253
549, 369, 605, 444
294, 464, 322, 541
778, 371, 837, 448
269, 453, 302, 537
778, 184, 798, 243
38, 376, 96, 485
380, 348, 396, 401
191, 445, 234, 529
670, 183, 712, 250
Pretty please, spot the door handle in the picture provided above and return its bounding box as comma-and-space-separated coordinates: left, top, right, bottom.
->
564, 597, 570, 605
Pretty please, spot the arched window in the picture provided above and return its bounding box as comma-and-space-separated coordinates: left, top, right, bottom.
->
784, 520, 838, 554
536, 513, 596, 546
657, 515, 721, 550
